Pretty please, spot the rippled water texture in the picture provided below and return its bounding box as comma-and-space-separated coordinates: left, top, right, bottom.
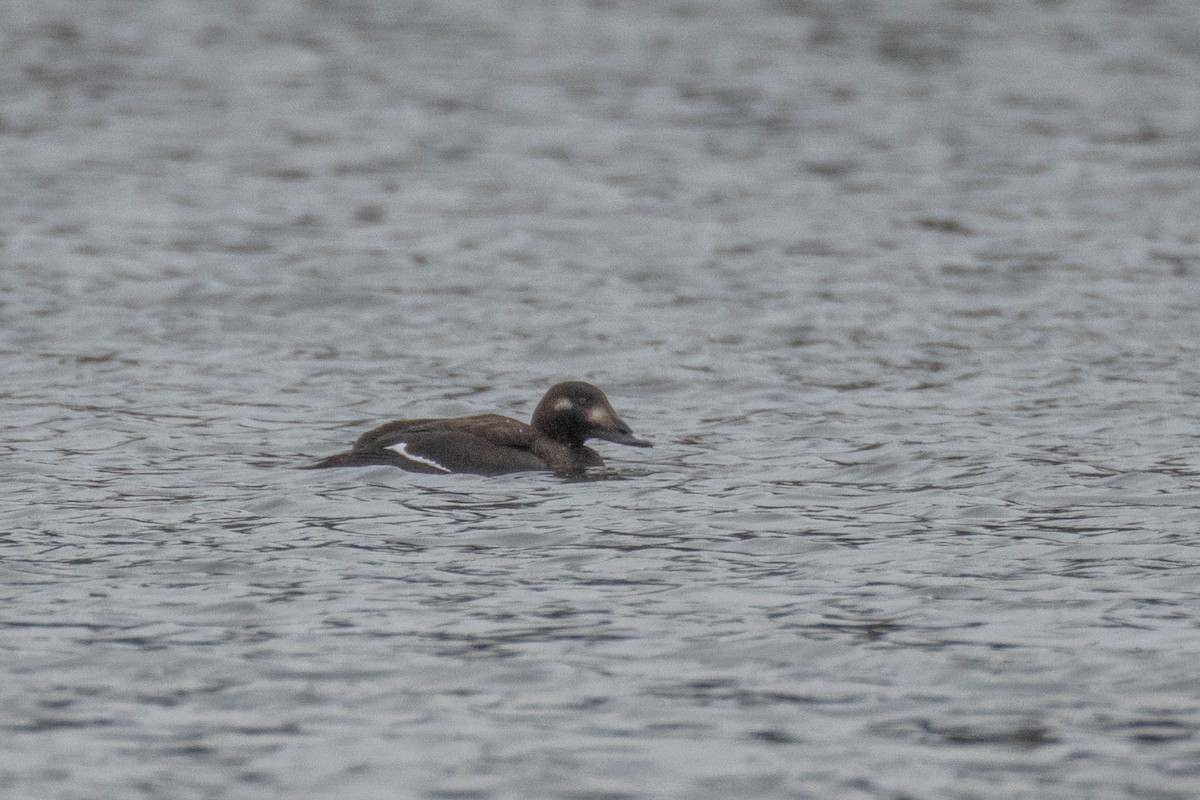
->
4, 1, 1200, 798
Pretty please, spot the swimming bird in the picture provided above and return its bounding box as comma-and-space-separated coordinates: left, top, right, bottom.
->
307, 381, 651, 476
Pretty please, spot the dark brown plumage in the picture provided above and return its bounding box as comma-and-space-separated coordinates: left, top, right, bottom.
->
307, 381, 651, 476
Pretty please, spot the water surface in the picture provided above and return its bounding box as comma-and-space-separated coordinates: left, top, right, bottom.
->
3, 2, 1200, 798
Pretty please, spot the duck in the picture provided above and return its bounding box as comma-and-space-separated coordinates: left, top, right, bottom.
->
307, 381, 651, 476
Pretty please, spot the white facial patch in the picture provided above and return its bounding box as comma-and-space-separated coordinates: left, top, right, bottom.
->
553, 397, 575, 411
386, 441, 451, 473
586, 407, 612, 425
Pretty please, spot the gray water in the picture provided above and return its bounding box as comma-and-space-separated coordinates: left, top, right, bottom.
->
3, 1, 1200, 798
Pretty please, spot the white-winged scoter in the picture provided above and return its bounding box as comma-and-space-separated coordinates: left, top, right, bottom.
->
307, 381, 651, 476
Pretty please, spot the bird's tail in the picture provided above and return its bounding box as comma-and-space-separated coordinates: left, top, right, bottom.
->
301, 451, 376, 469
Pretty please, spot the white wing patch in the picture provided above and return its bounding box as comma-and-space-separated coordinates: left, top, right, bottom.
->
386, 441, 451, 473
